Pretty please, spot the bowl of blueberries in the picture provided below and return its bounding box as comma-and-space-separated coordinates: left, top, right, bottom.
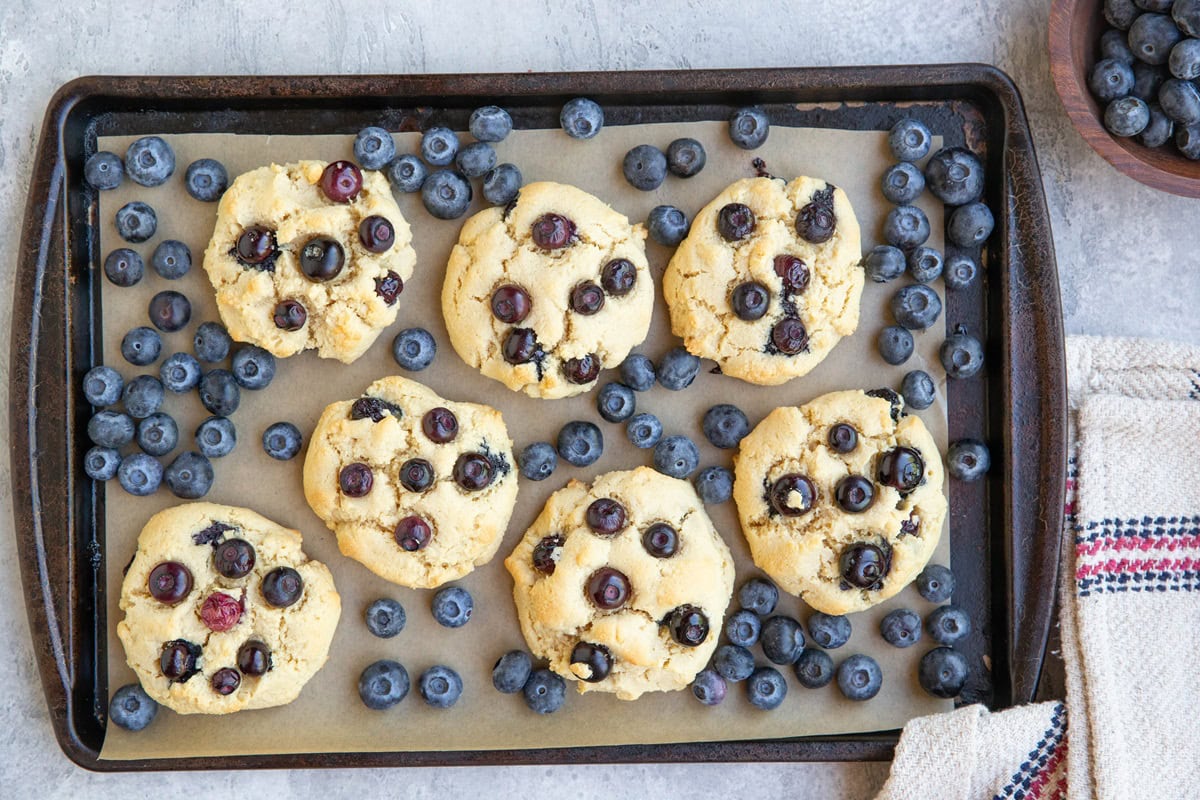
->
1050, 0, 1200, 196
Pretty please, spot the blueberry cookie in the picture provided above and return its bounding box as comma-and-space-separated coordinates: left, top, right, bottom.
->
732, 389, 946, 615
202, 160, 416, 363
116, 503, 340, 715
303, 375, 518, 589
662, 177, 863, 385
505, 467, 734, 700
441, 181, 653, 399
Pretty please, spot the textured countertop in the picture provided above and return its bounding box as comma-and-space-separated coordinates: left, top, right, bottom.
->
2, 0, 1197, 796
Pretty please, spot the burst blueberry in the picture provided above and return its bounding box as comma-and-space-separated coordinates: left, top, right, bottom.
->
104, 248, 144, 287
184, 158, 229, 202
115, 201, 157, 243
625, 413, 663, 449
653, 435, 700, 478
84, 151, 124, 191
729, 107, 769, 149
560, 98, 604, 139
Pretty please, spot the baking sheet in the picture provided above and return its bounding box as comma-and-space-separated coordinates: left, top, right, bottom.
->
97, 119, 951, 760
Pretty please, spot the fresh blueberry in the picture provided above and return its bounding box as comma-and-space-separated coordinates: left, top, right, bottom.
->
729, 107, 770, 149
808, 612, 852, 649
230, 345, 276, 390
560, 98, 604, 139
195, 416, 237, 459
746, 667, 787, 710
1105, 0, 1140, 29
103, 248, 144, 288
916, 564, 956, 603
888, 118, 932, 162
738, 577, 779, 616
926, 605, 971, 645
901, 370, 937, 411
148, 291, 191, 332
83, 365, 124, 407
905, 246, 943, 284
262, 421, 302, 460
836, 654, 883, 701
88, 410, 135, 448
118, 453, 163, 496
420, 126, 459, 166
924, 147, 985, 206
391, 327, 437, 371
431, 586, 473, 628
353, 126, 396, 170
1178, 0, 1200, 36
948, 203, 994, 249
691, 669, 727, 706
456, 142, 497, 180
653, 435, 700, 478
482, 163, 522, 206
1129, 12, 1182, 66
1159, 78, 1200, 124
470, 106, 513, 142
159, 352, 201, 393
518, 441, 558, 481
877, 325, 914, 366
136, 412, 178, 457
882, 205, 930, 250
164, 451, 213, 499
84, 151, 124, 191
657, 346, 700, 390
761, 615, 805, 665
701, 404, 750, 450
919, 646, 969, 698
610, 357, 652, 394
880, 608, 923, 648
557, 420, 603, 467
724, 609, 762, 648
1089, 57, 1136, 102
944, 253, 980, 291
358, 659, 410, 710
1177, 123, 1200, 158
492, 650, 532, 693
694, 466, 733, 504
891, 284, 943, 330
199, 369, 240, 416
123, 375, 164, 419
1170, 39, 1200, 81
623, 144, 668, 191
947, 438, 991, 481
421, 169, 472, 219
713, 644, 756, 682
108, 684, 158, 731
940, 328, 985, 378
1140, 103, 1176, 146
115, 201, 157, 243
523, 668, 567, 713
125, 136, 175, 186
880, 162, 925, 204
1105, 96, 1151, 136
1133, 61, 1167, 101
625, 413, 663, 449
666, 137, 706, 177
193, 322, 231, 363
365, 598, 406, 638
596, 382, 636, 423
184, 158, 228, 202
386, 154, 428, 193
150, 240, 191, 280
863, 245, 906, 283
793, 649, 835, 688
647, 205, 690, 246
1100, 28, 1135, 63
84, 446, 121, 481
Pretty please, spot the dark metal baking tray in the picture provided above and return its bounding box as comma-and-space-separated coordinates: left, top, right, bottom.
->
10, 66, 1065, 770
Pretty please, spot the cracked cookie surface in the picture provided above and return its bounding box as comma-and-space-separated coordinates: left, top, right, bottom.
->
662, 176, 863, 385
304, 375, 518, 589
505, 467, 734, 700
202, 160, 416, 363
116, 502, 341, 715
732, 390, 946, 614
441, 181, 652, 399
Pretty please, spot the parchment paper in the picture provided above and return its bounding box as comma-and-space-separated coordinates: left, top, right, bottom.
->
97, 119, 950, 760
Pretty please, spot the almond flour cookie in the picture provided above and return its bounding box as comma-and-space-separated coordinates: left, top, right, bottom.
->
505, 467, 734, 700
441, 181, 653, 399
732, 389, 947, 615
304, 375, 517, 589
116, 503, 340, 715
662, 176, 864, 385
202, 160, 416, 363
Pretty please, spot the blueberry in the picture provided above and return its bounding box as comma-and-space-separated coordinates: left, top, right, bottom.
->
160, 352, 201, 393
596, 382, 636, 423
184, 158, 229, 202
916, 563, 956, 603
904, 246, 943, 284
199, 369, 240, 416
358, 659, 410, 710
926, 605, 971, 645
1140, 103, 1176, 146
1169, 39, 1200, 81
470, 105, 513, 142
353, 126, 396, 170
84, 151, 124, 191
392, 327, 437, 371
948, 204, 994, 250
193, 322, 232, 363
1177, 123, 1200, 158
118, 453, 163, 496
195, 416, 237, 459
924, 147, 985, 206
940, 328, 985, 378
713, 644, 756, 682
125, 136, 175, 186
1100, 29, 1135, 63
148, 291, 191, 333
657, 346, 700, 390
836, 654, 883, 701
793, 649, 835, 689
150, 240, 191, 280
1129, 12, 1182, 65
83, 365, 124, 407
262, 421, 302, 460
729, 107, 769, 149
365, 598, 406, 639
625, 412, 663, 449
882, 204, 930, 250
451, 142, 494, 179
888, 118, 932, 162
738, 577, 778, 616
1159, 78, 1200, 124
230, 345, 276, 390
1105, 96, 1151, 136
617, 354, 655, 392
421, 169, 472, 219
863, 245, 906, 283
746, 666, 787, 710
1177, 0, 1200, 36
523, 668, 567, 713
947, 438, 991, 481
901, 370, 936, 410
386, 154, 428, 193
891, 284, 943, 330
700, 404, 749, 450
84, 446, 121, 481
623, 144, 668, 191
919, 646, 969, 698
761, 615, 805, 665
1133, 62, 1167, 101
482, 163, 522, 206
108, 684, 158, 731
115, 201, 157, 243
103, 248, 144, 288
431, 586, 473, 628
1105, 0, 1141, 28
518, 441, 558, 481
691, 669, 727, 706
123, 375, 164, 419
488, 650, 532, 695
880, 162, 925, 204
420, 126, 459, 166
653, 435, 700, 478
693, 466, 734, 504
557, 420, 603, 467
808, 613, 852, 649
164, 451, 213, 499
943, 253, 980, 291
1088, 57, 1136, 102
560, 98, 604, 139
136, 412, 179, 457
724, 609, 762, 648
880, 608, 923, 648
877, 325, 915, 365
666, 137, 706, 177
647, 205, 690, 246
88, 410, 135, 448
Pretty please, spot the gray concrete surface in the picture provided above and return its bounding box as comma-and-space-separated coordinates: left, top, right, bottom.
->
2, 0, 1197, 796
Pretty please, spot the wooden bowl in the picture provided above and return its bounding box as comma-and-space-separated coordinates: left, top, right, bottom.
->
1049, 0, 1200, 197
